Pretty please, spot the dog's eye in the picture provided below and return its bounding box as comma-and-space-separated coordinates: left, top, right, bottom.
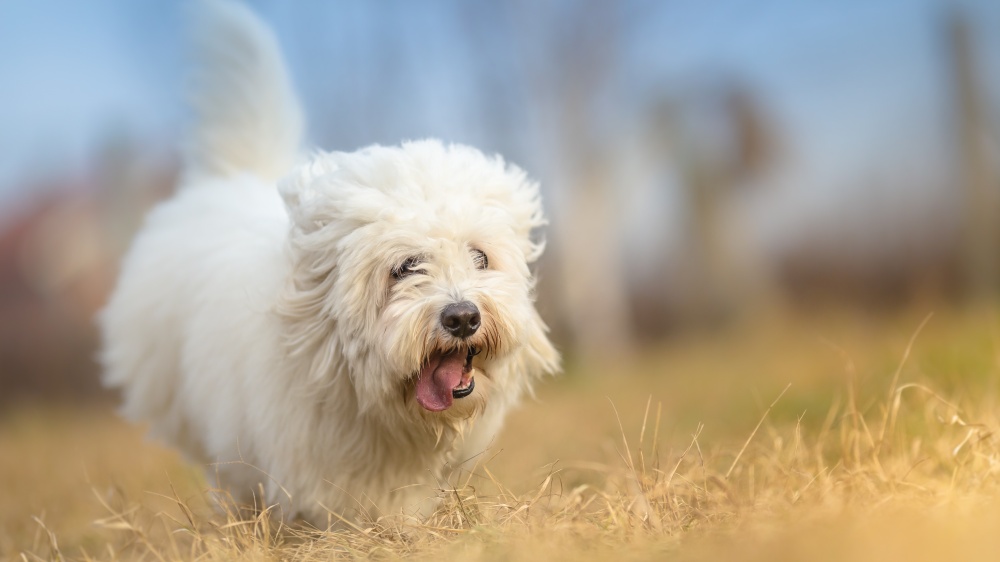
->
392, 257, 423, 280
471, 249, 488, 271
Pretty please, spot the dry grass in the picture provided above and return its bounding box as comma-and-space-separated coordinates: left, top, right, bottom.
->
5, 303, 1000, 561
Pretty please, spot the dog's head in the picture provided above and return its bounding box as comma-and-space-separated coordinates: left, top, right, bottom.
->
278, 140, 558, 422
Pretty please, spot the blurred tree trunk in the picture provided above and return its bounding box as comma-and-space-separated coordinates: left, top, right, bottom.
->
509, 0, 636, 357
950, 12, 1000, 296
650, 85, 779, 324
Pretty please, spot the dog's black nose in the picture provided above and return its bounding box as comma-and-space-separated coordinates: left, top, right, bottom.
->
440, 301, 481, 339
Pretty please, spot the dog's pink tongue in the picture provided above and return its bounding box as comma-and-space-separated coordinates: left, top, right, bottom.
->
416, 350, 466, 411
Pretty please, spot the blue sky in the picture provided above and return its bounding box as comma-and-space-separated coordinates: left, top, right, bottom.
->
1, 0, 998, 214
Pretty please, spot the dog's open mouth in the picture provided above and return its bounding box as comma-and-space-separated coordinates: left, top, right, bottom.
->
415, 346, 478, 412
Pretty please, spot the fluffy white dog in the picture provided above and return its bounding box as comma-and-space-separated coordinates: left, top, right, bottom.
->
100, 0, 558, 524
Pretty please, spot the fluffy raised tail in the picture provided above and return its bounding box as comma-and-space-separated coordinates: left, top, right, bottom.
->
182, 0, 304, 183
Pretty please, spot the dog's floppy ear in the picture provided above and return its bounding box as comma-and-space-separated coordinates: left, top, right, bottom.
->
498, 163, 548, 265
517, 309, 561, 382
278, 157, 340, 233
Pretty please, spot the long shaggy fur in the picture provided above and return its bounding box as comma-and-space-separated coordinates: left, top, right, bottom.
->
99, 0, 558, 523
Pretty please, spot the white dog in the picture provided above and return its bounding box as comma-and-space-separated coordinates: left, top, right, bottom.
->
99, 0, 558, 524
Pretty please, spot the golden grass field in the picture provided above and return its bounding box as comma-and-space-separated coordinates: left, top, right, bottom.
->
4, 302, 1000, 561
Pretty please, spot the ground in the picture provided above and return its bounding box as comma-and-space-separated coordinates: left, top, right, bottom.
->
4, 302, 1000, 561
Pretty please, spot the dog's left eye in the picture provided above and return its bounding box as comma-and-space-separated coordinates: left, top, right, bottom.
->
392, 257, 423, 280
471, 249, 488, 270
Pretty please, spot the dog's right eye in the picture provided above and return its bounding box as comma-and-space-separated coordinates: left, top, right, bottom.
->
392, 257, 423, 280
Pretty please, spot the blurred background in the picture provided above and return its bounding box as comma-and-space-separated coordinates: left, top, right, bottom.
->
2, 0, 1000, 404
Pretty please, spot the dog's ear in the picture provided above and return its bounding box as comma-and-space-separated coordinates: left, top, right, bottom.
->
518, 310, 561, 381
498, 164, 548, 265
278, 157, 339, 233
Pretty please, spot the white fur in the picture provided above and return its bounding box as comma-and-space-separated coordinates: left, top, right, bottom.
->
99, 0, 558, 524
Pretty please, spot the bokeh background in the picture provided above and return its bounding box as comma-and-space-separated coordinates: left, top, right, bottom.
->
2, 0, 1000, 404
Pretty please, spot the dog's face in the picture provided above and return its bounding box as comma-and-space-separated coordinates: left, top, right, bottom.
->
278, 140, 558, 422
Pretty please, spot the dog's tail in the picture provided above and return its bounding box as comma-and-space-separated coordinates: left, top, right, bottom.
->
182, 0, 303, 183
